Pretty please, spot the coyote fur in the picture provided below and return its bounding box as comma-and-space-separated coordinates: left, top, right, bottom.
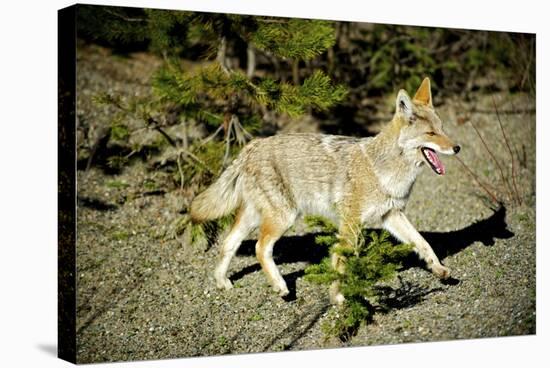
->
190, 78, 460, 304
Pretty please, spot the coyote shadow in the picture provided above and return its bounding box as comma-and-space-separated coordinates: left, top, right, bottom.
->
396, 205, 515, 284
232, 206, 513, 292
232, 233, 329, 299
414, 205, 514, 266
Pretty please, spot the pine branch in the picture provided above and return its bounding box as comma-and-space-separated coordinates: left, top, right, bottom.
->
252, 19, 336, 61
103, 8, 147, 22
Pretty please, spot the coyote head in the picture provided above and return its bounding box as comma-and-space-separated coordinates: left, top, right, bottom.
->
394, 78, 460, 175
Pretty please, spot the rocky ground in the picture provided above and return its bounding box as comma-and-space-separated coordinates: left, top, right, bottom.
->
74, 43, 536, 363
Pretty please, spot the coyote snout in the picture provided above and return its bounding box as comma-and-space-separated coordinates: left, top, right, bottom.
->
191, 77, 459, 304
418, 133, 460, 176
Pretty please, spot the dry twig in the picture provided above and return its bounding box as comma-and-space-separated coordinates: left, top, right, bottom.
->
492, 96, 522, 205
454, 156, 500, 205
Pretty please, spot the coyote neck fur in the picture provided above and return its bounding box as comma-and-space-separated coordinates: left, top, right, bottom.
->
365, 115, 422, 200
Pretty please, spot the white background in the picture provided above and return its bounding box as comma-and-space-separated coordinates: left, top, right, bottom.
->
0, 0, 547, 367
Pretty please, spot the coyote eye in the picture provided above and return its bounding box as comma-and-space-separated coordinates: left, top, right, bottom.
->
426, 132, 436, 136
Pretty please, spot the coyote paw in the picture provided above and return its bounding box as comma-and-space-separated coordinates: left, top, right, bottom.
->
215, 277, 233, 290
329, 282, 345, 305
432, 264, 451, 279
278, 287, 290, 297
331, 293, 345, 305
273, 283, 289, 297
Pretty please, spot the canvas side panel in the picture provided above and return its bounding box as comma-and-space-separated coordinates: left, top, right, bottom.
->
58, 4, 77, 364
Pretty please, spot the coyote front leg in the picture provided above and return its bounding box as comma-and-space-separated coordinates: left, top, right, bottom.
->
383, 210, 450, 279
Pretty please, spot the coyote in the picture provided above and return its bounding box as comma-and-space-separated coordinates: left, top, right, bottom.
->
190, 78, 460, 304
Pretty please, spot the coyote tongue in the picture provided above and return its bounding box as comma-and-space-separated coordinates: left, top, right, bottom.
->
422, 147, 445, 175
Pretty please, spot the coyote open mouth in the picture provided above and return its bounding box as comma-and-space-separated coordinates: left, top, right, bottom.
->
421, 147, 445, 175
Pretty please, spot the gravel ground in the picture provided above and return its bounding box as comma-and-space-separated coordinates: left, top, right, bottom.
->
75, 43, 536, 364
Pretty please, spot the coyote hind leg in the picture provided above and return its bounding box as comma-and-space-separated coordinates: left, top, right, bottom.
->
255, 214, 295, 297
214, 206, 259, 290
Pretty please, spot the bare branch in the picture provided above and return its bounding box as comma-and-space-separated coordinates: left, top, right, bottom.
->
470, 107, 535, 115
217, 36, 230, 74
103, 8, 147, 22
147, 117, 177, 147
178, 148, 216, 176
222, 115, 235, 169
492, 96, 522, 205
199, 124, 225, 147
454, 156, 500, 205
468, 120, 513, 201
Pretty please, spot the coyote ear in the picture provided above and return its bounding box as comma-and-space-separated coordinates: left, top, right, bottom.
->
413, 77, 433, 107
396, 89, 413, 121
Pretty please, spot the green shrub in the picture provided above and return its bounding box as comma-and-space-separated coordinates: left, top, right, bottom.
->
304, 216, 413, 340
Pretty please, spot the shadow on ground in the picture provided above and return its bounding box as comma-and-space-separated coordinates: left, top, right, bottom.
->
227, 206, 515, 344
426, 205, 514, 257
403, 205, 514, 282
232, 205, 514, 296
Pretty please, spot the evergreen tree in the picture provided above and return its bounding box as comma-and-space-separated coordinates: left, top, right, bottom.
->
87, 6, 347, 190
303, 216, 413, 341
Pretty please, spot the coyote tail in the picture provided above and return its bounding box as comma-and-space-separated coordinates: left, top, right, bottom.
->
189, 158, 243, 223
